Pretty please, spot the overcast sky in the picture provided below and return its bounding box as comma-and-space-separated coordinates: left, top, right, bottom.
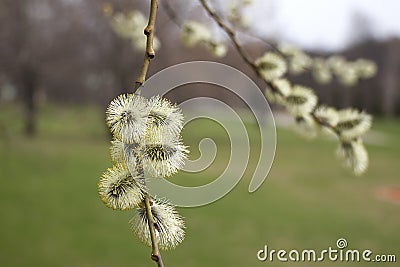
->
246, 0, 400, 51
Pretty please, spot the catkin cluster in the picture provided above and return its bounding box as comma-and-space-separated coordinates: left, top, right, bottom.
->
255, 52, 372, 175
226, 0, 253, 27
98, 93, 187, 249
181, 21, 228, 58
109, 11, 161, 52
175, 0, 375, 175
279, 43, 377, 85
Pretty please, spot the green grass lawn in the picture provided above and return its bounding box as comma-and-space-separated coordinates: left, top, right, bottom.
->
0, 103, 399, 267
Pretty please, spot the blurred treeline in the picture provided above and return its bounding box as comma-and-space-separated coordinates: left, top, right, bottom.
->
0, 0, 399, 136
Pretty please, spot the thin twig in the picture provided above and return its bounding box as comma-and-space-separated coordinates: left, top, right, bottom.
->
162, 0, 297, 79
192, 2, 260, 80
199, 0, 340, 135
161, 1, 292, 68
134, 0, 159, 93
199, 0, 256, 69
136, 153, 164, 267
132, 0, 164, 266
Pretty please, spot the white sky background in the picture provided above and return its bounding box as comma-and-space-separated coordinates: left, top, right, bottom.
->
240, 0, 400, 51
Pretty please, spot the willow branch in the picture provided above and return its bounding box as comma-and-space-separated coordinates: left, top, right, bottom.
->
199, 0, 339, 135
199, 0, 256, 69
134, 0, 159, 93
162, 1, 289, 66
132, 0, 163, 266
136, 155, 164, 267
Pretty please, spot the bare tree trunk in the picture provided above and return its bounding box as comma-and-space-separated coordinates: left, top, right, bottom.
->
22, 67, 37, 136
381, 40, 399, 116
